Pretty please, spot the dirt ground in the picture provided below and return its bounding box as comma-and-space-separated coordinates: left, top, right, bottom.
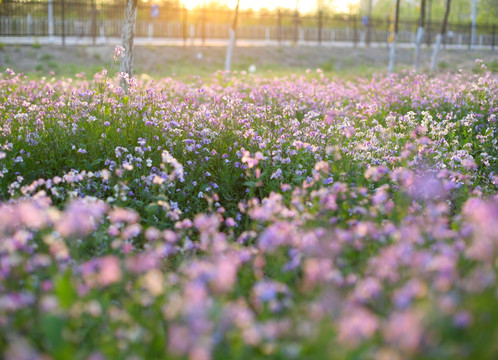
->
1, 43, 497, 77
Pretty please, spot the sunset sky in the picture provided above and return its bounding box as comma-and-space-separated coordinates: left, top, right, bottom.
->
180, 0, 360, 14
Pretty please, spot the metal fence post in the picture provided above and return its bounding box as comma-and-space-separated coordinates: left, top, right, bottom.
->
27, 13, 32, 39
293, 9, 299, 45
492, 24, 495, 51
202, 5, 206, 46
62, 0, 65, 46
468, 22, 472, 49
366, 0, 372, 46
471, 0, 477, 50
318, 10, 322, 45
183, 6, 187, 46
353, 15, 357, 47
386, 16, 390, 48
277, 8, 281, 45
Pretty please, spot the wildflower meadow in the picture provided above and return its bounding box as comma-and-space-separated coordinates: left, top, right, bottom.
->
0, 60, 497, 359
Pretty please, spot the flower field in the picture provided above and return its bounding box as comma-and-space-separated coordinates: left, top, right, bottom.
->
0, 63, 497, 359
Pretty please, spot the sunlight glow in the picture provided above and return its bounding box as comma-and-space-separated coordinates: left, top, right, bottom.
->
180, 0, 360, 14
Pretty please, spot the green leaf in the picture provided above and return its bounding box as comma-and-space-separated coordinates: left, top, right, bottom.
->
145, 204, 161, 214
91, 158, 104, 167
54, 271, 76, 310
41, 314, 65, 351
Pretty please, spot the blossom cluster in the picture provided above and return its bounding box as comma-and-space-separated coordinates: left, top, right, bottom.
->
0, 66, 497, 359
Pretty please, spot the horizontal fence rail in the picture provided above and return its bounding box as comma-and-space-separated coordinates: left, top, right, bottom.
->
0, 0, 496, 49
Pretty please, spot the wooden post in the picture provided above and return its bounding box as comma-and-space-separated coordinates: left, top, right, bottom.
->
91, 0, 97, 45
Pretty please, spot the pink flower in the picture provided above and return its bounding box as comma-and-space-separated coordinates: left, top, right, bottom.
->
353, 277, 382, 303
303, 258, 333, 290
383, 310, 423, 353
109, 208, 139, 225
168, 325, 191, 356
196, 214, 222, 239
56, 199, 107, 238
337, 306, 379, 345
257, 221, 296, 252
97, 256, 122, 286
113, 45, 125, 61
365, 165, 389, 181
212, 257, 239, 293
225, 217, 237, 227
408, 173, 445, 201
463, 198, 498, 263
18, 201, 49, 229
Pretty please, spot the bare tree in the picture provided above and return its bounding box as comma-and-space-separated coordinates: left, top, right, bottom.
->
414, 0, 426, 72
366, 0, 373, 47
225, 0, 241, 71
388, 0, 401, 74
430, 0, 451, 71
470, 0, 477, 50
120, 0, 138, 91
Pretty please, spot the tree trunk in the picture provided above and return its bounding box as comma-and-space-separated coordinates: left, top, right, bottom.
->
120, 0, 138, 91
225, 0, 240, 72
366, 0, 373, 47
225, 29, 236, 71
48, 0, 54, 42
388, 0, 401, 74
471, 0, 477, 50
414, 0, 426, 72
431, 0, 451, 71
388, 34, 398, 73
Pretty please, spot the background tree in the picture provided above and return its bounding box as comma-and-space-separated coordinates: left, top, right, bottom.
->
431, 0, 451, 71
388, 0, 401, 74
414, 0, 426, 73
120, 0, 138, 91
477, 0, 498, 24
371, 0, 473, 22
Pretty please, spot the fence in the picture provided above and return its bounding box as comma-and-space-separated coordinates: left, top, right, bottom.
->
0, 0, 496, 49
